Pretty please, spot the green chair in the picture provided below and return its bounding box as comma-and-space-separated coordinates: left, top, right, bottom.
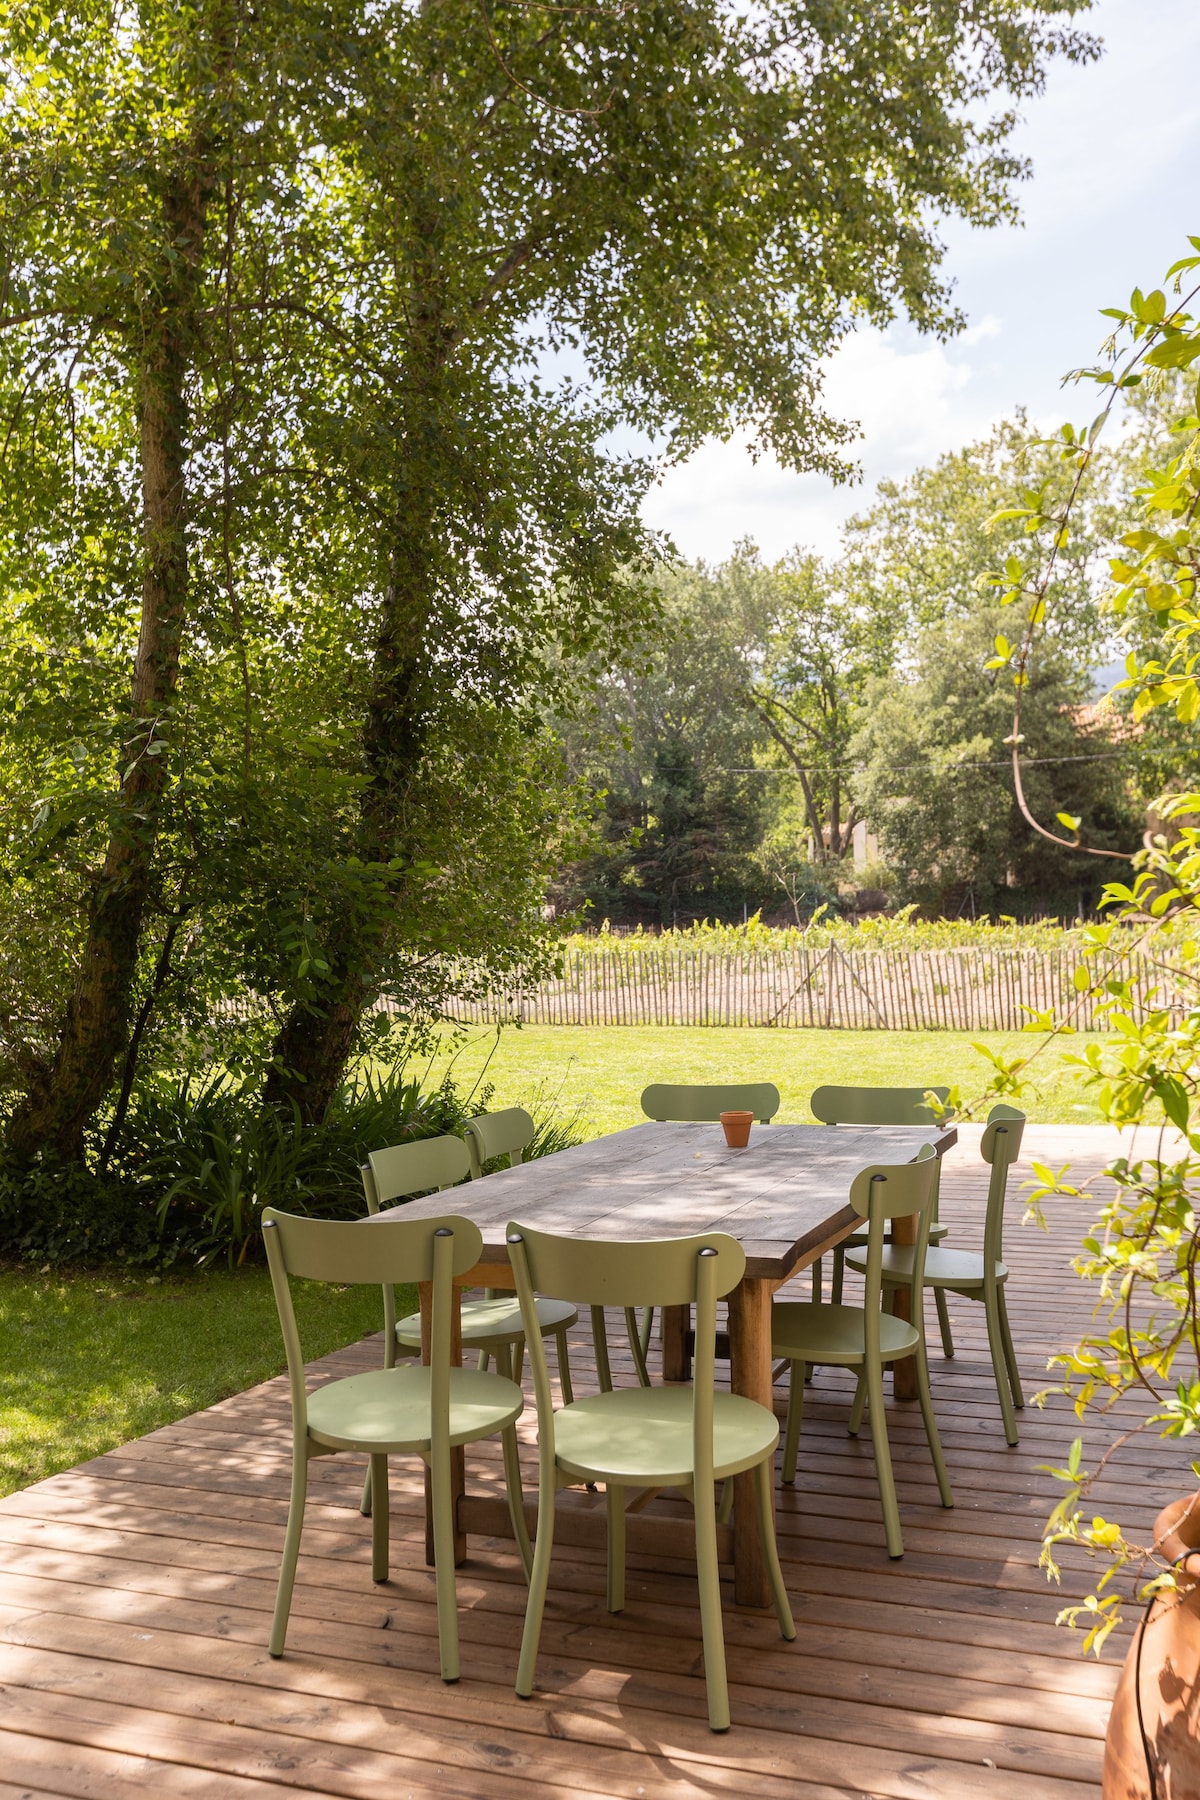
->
462, 1107, 578, 1402
810, 1083, 956, 1359
362, 1134, 578, 1400
771, 1145, 953, 1559
844, 1105, 1027, 1445
507, 1220, 795, 1732
640, 1082, 781, 1125
462, 1104, 536, 1180
262, 1207, 530, 1681
632, 1081, 782, 1382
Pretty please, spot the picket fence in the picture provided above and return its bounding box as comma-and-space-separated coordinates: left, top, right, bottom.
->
446, 940, 1180, 1032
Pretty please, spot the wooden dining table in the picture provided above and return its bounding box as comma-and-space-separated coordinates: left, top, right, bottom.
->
378, 1117, 956, 1608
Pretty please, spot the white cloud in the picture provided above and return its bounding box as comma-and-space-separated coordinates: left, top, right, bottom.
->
640, 0, 1200, 570
643, 327, 1002, 563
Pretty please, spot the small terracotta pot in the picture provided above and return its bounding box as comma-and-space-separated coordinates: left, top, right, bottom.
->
1104, 1493, 1200, 1798
720, 1110, 753, 1149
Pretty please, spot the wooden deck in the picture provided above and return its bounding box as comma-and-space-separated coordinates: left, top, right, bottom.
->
0, 1127, 1188, 1799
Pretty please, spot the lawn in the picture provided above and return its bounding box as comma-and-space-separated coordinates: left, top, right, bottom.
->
418, 1022, 1107, 1136
0, 1266, 412, 1499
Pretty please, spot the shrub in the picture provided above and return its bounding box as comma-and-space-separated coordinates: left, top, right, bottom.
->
0, 1062, 583, 1269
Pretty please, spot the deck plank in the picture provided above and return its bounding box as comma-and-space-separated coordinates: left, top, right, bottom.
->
1, 1130, 1190, 1797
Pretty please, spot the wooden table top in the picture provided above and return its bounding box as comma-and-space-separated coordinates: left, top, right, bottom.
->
374, 1120, 958, 1281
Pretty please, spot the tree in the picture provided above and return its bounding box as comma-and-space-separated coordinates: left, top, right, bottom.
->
259, 0, 1101, 1114
739, 551, 896, 863
555, 566, 771, 925
1, 0, 1100, 1147
851, 608, 1138, 914
840, 414, 1114, 668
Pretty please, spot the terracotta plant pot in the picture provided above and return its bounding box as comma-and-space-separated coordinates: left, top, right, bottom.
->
1104, 1493, 1200, 1798
720, 1111, 753, 1149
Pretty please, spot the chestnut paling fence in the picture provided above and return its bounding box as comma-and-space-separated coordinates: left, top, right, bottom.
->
439, 939, 1183, 1031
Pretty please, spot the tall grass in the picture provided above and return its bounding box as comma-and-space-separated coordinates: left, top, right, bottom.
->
0, 1062, 583, 1269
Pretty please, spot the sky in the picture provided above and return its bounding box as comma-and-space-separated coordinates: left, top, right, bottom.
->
642, 0, 1200, 565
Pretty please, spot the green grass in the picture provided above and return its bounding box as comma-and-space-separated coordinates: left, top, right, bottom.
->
0, 1265, 413, 1498
419, 1022, 1107, 1137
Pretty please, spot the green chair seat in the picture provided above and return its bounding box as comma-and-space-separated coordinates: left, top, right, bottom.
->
395, 1293, 577, 1353
771, 1300, 919, 1365
306, 1364, 524, 1454
846, 1243, 1008, 1292
553, 1385, 781, 1487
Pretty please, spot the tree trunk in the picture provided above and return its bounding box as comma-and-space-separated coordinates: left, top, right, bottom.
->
263, 251, 449, 1120
6, 155, 219, 1159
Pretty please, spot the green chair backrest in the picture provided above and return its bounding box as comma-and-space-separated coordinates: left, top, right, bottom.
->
463, 1106, 536, 1180
506, 1220, 745, 1498
640, 1082, 780, 1124
262, 1208, 481, 1446
361, 1134, 472, 1213
848, 1147, 939, 1358
979, 1104, 1026, 1270
810, 1085, 953, 1126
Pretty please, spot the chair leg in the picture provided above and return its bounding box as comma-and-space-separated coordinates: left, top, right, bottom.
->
516, 1475, 557, 1699
810, 1256, 823, 1302
555, 1326, 574, 1406
913, 1342, 954, 1509
512, 1336, 525, 1387
831, 1244, 844, 1305
864, 1357, 903, 1559
492, 1344, 533, 1579
370, 1452, 389, 1583
606, 1483, 626, 1613
985, 1285, 1020, 1446
359, 1460, 373, 1518
754, 1458, 796, 1640
782, 1360, 805, 1484
591, 1306, 613, 1392
639, 1305, 656, 1364
693, 1470, 731, 1731
847, 1367, 867, 1437
998, 1287, 1024, 1409
269, 1443, 309, 1658
624, 1307, 651, 1387
429, 1437, 461, 1683
501, 1425, 533, 1579
934, 1286, 955, 1359
477, 1349, 490, 1373
717, 1477, 735, 1525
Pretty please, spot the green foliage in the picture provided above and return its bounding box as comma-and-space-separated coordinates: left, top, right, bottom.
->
555, 559, 774, 924
0, 0, 1101, 1147
561, 912, 1110, 953
967, 240, 1200, 1642
851, 608, 1138, 913
0, 1060, 583, 1269
840, 414, 1113, 667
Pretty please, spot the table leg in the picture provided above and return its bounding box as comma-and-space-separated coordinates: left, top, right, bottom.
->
727, 1277, 773, 1608
888, 1214, 918, 1402
420, 1278, 466, 1566
662, 1304, 691, 1382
